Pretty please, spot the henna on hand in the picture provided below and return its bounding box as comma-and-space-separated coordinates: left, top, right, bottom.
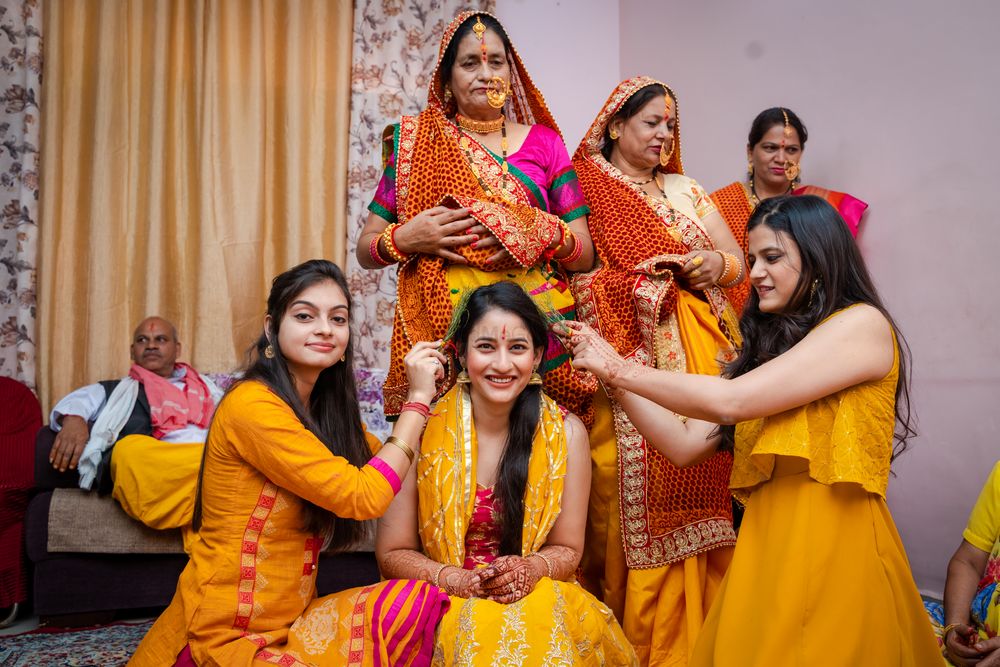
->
441, 566, 483, 599
378, 548, 446, 583
530, 545, 580, 582
477, 555, 540, 604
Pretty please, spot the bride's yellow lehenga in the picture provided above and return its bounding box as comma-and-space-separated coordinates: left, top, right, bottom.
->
571, 77, 742, 666
418, 386, 637, 665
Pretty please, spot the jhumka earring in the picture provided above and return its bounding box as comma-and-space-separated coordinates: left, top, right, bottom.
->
529, 368, 543, 385
456, 370, 471, 384
264, 344, 275, 359
443, 86, 452, 103
747, 160, 754, 179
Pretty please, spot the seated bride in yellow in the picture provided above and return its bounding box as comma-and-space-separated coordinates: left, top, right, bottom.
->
376, 282, 636, 665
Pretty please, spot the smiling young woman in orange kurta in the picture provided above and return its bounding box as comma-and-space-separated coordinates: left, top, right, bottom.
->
129, 260, 449, 667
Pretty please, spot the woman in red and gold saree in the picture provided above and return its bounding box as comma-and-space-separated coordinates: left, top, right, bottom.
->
376, 282, 636, 666
130, 261, 448, 667
570, 77, 745, 666
711, 107, 868, 261
355, 11, 596, 423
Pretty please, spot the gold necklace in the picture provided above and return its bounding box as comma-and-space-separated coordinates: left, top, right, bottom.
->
456, 113, 504, 134
457, 116, 511, 197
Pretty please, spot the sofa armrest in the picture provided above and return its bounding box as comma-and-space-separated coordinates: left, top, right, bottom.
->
34, 426, 81, 490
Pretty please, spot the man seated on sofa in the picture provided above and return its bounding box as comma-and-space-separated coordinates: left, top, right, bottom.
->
48, 316, 222, 538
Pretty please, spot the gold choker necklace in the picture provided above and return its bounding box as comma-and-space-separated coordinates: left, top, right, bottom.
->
456, 114, 504, 134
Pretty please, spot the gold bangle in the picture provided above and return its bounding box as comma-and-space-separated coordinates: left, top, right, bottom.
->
529, 551, 554, 578
716, 250, 744, 288
942, 622, 965, 642
432, 562, 450, 588
380, 224, 410, 264
384, 435, 415, 464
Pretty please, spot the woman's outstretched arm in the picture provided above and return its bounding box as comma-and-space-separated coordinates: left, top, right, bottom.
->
567, 303, 895, 424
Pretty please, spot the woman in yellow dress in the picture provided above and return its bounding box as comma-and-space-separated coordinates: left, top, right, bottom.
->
565, 195, 941, 666
355, 11, 596, 423
376, 282, 636, 665
130, 260, 449, 666
570, 76, 746, 665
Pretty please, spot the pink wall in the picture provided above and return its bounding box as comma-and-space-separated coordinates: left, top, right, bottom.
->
495, 0, 621, 151
618, 0, 1000, 595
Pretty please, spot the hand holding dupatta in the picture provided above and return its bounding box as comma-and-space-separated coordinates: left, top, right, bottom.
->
391, 205, 478, 264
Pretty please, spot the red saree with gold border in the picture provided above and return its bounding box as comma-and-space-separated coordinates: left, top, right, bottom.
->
381, 11, 595, 421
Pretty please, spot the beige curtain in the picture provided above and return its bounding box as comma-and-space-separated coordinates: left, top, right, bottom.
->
38, 0, 352, 410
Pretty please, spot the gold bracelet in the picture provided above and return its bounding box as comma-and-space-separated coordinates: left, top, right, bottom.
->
942, 622, 965, 642
432, 562, 450, 588
528, 551, 554, 578
384, 435, 415, 464
380, 224, 410, 264
715, 250, 744, 288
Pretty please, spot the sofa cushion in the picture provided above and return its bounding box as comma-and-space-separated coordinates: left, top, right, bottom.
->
47, 488, 184, 554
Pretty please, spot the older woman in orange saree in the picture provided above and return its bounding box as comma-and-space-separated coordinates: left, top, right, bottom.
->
356, 11, 596, 422
570, 77, 746, 666
711, 106, 868, 270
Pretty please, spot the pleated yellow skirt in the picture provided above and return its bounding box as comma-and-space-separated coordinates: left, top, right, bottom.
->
689, 457, 942, 666
432, 578, 637, 665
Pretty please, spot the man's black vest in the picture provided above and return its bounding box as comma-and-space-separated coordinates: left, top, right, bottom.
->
92, 379, 154, 494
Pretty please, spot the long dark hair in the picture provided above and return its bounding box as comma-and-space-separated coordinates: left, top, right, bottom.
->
439, 14, 512, 96
721, 195, 915, 459
193, 260, 370, 547
451, 282, 548, 556
748, 107, 808, 149
601, 83, 672, 161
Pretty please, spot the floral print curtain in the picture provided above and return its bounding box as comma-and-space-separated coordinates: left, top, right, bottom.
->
345, 0, 493, 370
0, 0, 40, 389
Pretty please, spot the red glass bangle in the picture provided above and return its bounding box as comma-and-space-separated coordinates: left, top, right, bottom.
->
369, 234, 393, 267
556, 231, 583, 266
400, 401, 430, 418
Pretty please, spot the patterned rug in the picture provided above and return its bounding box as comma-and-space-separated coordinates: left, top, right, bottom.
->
0, 620, 152, 667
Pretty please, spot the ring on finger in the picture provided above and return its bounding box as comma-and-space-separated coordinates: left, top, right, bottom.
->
690, 268, 702, 278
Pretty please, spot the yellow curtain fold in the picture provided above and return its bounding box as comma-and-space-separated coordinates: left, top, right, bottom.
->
39, 0, 352, 410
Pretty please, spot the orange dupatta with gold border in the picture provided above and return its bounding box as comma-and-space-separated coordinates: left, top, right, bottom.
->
382, 11, 595, 419
571, 77, 738, 569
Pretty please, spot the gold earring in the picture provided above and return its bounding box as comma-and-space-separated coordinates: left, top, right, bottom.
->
529, 369, 543, 385
264, 344, 274, 359
443, 86, 452, 102
609, 128, 619, 141
340, 354, 346, 363
747, 160, 754, 177
456, 370, 471, 384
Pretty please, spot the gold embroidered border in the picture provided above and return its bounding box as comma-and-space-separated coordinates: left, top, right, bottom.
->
233, 480, 278, 631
